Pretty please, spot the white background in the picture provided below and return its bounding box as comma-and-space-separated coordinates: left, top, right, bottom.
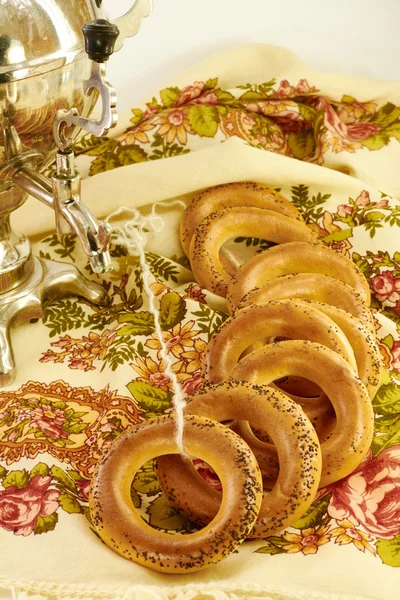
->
105, 0, 400, 112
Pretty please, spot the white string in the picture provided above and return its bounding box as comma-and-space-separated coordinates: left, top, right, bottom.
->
105, 202, 188, 456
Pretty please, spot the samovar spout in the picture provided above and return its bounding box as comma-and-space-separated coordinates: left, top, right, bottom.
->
13, 153, 112, 274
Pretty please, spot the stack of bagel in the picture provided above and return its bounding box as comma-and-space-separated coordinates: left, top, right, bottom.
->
89, 182, 381, 574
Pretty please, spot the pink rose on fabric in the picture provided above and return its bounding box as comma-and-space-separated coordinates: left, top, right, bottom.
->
40, 351, 62, 364
346, 122, 381, 141
337, 204, 354, 217
149, 372, 171, 387
276, 80, 292, 97
375, 199, 389, 209
143, 105, 159, 119
51, 335, 73, 349
295, 78, 313, 95
370, 271, 400, 303
69, 358, 95, 372
317, 98, 381, 142
30, 406, 69, 440
76, 479, 91, 502
184, 283, 207, 304
0, 475, 60, 536
392, 341, 400, 371
355, 190, 371, 206
193, 459, 222, 491
256, 133, 267, 146
182, 372, 203, 395
174, 82, 205, 106
328, 447, 400, 539
167, 110, 185, 127
192, 92, 219, 105
244, 102, 262, 114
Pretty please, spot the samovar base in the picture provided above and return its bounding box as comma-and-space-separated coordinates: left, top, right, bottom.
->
0, 256, 108, 386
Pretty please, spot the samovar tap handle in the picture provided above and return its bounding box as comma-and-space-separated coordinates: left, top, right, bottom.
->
53, 19, 119, 151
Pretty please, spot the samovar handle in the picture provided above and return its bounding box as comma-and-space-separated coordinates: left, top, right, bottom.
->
110, 0, 153, 52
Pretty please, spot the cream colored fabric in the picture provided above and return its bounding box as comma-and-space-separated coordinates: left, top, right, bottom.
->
1, 44, 400, 600
14, 44, 400, 238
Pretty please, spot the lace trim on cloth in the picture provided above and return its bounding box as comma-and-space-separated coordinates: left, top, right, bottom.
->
0, 579, 379, 600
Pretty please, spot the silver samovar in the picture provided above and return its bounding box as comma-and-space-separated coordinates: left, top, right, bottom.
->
0, 0, 152, 385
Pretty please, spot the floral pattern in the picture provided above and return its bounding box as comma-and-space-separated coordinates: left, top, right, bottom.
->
0, 380, 142, 477
2, 179, 400, 568
73, 78, 400, 175
1, 73, 400, 581
0, 474, 60, 536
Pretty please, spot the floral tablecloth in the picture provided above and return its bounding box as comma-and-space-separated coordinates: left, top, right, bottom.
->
1, 44, 400, 600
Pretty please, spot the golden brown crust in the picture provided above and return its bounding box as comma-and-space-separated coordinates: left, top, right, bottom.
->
227, 241, 371, 310
189, 208, 316, 298
231, 341, 374, 487
180, 181, 303, 257
89, 414, 263, 573
156, 382, 322, 537
292, 300, 381, 398
204, 299, 358, 383
238, 273, 375, 333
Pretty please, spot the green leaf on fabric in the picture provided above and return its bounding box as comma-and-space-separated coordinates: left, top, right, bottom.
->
372, 415, 400, 456
291, 494, 331, 529
204, 77, 218, 90
126, 381, 171, 413
3, 469, 29, 489
141, 411, 160, 420
145, 253, 180, 283
263, 536, 289, 546
287, 130, 315, 159
66, 470, 83, 482
34, 513, 58, 535
215, 89, 234, 102
362, 134, 390, 151
372, 383, 400, 415
89, 153, 120, 175
130, 108, 144, 125
385, 122, 400, 141
298, 104, 317, 122
85, 138, 117, 156
380, 370, 392, 386
377, 534, 400, 566
160, 87, 180, 107
324, 228, 353, 243
341, 95, 357, 103
255, 545, 286, 555
0, 465, 7, 479
352, 257, 373, 279
364, 211, 384, 223
159, 292, 187, 330
130, 485, 141, 509
374, 413, 400, 433
52, 401, 66, 410
30, 463, 49, 478
117, 311, 155, 336
59, 493, 82, 514
216, 105, 228, 116
148, 494, 195, 531
62, 422, 88, 435
117, 145, 149, 165
132, 462, 161, 496
50, 466, 77, 493
373, 102, 400, 127
188, 105, 219, 137
239, 90, 264, 101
